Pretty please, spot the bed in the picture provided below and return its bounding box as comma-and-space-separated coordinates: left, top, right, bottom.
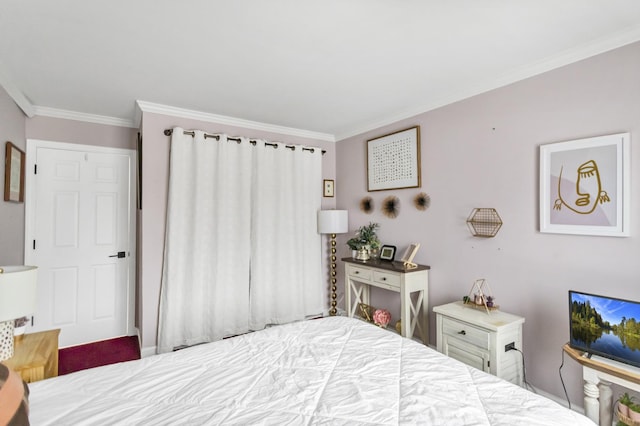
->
28, 316, 592, 425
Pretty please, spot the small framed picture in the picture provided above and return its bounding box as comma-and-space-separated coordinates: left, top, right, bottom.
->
323, 179, 334, 197
4, 142, 25, 203
379, 245, 396, 261
400, 243, 421, 268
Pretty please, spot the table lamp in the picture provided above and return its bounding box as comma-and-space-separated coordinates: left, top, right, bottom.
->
0, 266, 38, 361
317, 210, 348, 316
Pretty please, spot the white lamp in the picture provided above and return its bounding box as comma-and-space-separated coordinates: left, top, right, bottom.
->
317, 210, 348, 316
0, 266, 38, 361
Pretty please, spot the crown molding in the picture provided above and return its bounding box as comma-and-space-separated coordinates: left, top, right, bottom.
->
336, 25, 640, 141
136, 100, 335, 142
33, 106, 136, 128
0, 62, 35, 118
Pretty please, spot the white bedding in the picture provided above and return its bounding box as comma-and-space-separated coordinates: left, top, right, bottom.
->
29, 316, 592, 425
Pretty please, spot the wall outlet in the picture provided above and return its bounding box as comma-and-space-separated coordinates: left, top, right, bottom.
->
505, 342, 516, 352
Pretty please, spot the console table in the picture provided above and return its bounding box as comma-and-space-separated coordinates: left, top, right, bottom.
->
343, 257, 430, 343
563, 343, 640, 426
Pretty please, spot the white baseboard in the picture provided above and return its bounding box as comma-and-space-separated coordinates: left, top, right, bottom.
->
141, 346, 157, 358
529, 385, 585, 415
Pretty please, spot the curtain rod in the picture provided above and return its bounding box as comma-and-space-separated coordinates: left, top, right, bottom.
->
163, 128, 326, 154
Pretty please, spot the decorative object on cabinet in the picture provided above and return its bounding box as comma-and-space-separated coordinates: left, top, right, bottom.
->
464, 278, 498, 313
373, 309, 391, 328
466, 208, 503, 237
395, 320, 402, 334
323, 179, 335, 197
317, 210, 349, 316
382, 195, 400, 218
0, 266, 38, 361
414, 192, 431, 211
367, 126, 421, 191
4, 142, 25, 202
400, 243, 420, 269
358, 303, 374, 322
346, 222, 380, 260
360, 196, 374, 213
343, 258, 430, 343
434, 301, 525, 386
540, 132, 630, 237
379, 245, 396, 261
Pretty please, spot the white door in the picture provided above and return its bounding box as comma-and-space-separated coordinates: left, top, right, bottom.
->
25, 140, 136, 348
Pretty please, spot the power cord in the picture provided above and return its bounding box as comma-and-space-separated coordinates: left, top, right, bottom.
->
559, 344, 572, 409
509, 347, 535, 393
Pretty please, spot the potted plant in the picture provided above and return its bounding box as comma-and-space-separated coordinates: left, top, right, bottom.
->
629, 402, 640, 423
346, 222, 380, 261
618, 392, 635, 417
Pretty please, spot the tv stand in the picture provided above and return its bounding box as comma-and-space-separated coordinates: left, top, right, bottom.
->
563, 344, 640, 425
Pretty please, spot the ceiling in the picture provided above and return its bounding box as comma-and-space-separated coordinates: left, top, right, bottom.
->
1, 1, 640, 141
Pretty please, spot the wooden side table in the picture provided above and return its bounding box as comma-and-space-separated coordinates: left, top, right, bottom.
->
343, 257, 430, 343
563, 344, 640, 426
4, 329, 60, 383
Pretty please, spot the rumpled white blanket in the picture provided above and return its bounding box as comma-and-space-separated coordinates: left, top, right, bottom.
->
29, 316, 593, 425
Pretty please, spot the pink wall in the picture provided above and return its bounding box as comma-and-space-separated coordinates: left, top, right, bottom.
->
336, 41, 640, 403
139, 112, 336, 349
0, 86, 26, 265
26, 116, 137, 150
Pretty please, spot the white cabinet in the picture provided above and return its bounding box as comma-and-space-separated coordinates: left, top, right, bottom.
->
433, 301, 525, 386
343, 258, 430, 344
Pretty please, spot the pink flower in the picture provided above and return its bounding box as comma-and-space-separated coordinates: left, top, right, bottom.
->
373, 309, 391, 327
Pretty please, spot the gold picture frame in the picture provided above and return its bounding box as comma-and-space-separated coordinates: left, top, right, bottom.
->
367, 126, 421, 191
4, 142, 25, 203
400, 243, 420, 269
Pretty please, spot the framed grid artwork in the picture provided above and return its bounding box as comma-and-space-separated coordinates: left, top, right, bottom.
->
367, 126, 421, 191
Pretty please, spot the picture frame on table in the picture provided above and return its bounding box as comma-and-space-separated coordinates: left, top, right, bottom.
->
539, 133, 630, 237
379, 245, 396, 261
4, 141, 25, 203
367, 126, 421, 192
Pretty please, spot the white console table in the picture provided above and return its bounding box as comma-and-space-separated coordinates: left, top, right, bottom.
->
342, 257, 430, 344
564, 344, 640, 426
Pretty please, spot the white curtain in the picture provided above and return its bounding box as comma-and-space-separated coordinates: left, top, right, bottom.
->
158, 128, 322, 353
250, 142, 323, 329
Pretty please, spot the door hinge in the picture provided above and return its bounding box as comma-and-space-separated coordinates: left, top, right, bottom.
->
34, 164, 37, 174
31, 316, 34, 326
33, 240, 36, 250
487, 360, 490, 368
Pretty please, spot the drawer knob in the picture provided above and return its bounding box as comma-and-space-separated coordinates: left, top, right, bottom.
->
458, 330, 466, 335
355, 271, 359, 274
382, 277, 386, 281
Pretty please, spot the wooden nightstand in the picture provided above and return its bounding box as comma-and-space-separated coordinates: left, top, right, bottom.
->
433, 302, 524, 386
4, 329, 60, 383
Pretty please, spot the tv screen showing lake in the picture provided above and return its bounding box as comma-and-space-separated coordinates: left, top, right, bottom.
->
569, 291, 640, 367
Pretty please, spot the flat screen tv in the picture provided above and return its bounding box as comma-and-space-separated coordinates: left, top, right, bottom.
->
569, 290, 640, 368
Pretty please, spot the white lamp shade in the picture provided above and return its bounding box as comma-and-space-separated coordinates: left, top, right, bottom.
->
317, 210, 348, 234
0, 266, 38, 322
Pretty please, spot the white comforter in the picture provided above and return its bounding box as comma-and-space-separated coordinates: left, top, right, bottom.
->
29, 316, 592, 425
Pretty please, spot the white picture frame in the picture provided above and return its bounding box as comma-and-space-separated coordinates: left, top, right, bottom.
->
539, 133, 630, 237
400, 243, 420, 268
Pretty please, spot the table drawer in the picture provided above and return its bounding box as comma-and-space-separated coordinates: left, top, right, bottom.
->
373, 271, 400, 289
441, 316, 490, 350
347, 265, 371, 281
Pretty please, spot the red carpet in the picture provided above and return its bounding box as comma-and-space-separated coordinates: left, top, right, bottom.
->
58, 335, 141, 375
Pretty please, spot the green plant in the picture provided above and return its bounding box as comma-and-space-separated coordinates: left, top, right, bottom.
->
619, 392, 635, 407
630, 403, 640, 413
346, 222, 380, 251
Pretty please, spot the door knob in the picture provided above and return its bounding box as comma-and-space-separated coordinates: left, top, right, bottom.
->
109, 251, 126, 258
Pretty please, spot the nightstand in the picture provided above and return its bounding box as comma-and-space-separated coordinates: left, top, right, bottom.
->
4, 329, 60, 383
433, 301, 524, 386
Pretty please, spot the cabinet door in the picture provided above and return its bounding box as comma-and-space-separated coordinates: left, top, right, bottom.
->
442, 335, 490, 373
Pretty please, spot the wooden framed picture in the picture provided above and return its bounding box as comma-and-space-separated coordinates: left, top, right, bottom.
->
380, 245, 396, 261
540, 133, 630, 237
323, 179, 334, 197
4, 141, 25, 203
367, 126, 421, 191
400, 243, 420, 268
